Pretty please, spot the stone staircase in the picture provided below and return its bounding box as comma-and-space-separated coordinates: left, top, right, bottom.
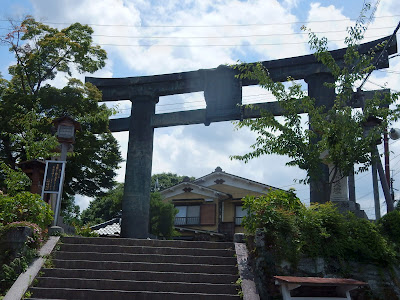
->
28, 236, 240, 299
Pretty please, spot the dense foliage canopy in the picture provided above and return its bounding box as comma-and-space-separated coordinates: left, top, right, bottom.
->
0, 17, 122, 218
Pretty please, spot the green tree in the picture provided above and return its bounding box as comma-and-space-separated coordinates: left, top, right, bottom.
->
149, 192, 178, 239
0, 17, 122, 218
81, 182, 124, 224
231, 12, 399, 190
151, 172, 195, 192
81, 173, 188, 238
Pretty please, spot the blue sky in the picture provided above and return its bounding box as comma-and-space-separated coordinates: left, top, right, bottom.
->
1, 0, 400, 218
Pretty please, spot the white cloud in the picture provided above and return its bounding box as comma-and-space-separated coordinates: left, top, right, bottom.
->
15, 0, 399, 216
305, 2, 352, 49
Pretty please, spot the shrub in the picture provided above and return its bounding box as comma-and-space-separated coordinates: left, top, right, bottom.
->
242, 189, 396, 265
377, 210, 400, 246
0, 222, 44, 295
242, 190, 303, 263
242, 189, 304, 234
72, 222, 99, 237
150, 192, 179, 239
0, 192, 53, 230
299, 202, 347, 259
344, 214, 395, 264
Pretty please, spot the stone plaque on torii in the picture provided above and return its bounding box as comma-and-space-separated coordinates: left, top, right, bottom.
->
87, 36, 397, 238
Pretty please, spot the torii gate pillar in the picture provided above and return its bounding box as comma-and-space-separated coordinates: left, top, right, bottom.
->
305, 72, 336, 204
121, 95, 158, 238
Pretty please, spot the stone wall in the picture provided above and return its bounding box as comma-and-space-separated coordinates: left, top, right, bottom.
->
0, 226, 33, 259
248, 230, 400, 300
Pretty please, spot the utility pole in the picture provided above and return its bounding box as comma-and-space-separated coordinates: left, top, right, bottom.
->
391, 172, 395, 208
372, 155, 381, 220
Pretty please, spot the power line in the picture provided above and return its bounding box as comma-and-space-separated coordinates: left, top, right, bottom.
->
359, 20, 400, 89
389, 139, 400, 146
115, 93, 273, 112
365, 79, 399, 92
355, 171, 372, 182
357, 190, 373, 200
89, 26, 394, 40
1, 14, 398, 28
377, 69, 400, 75
94, 34, 388, 48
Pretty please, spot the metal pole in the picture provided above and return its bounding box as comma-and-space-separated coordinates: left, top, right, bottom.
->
53, 161, 66, 226
348, 165, 356, 202
371, 153, 381, 219
54, 143, 68, 226
390, 174, 395, 208
374, 146, 395, 212
384, 130, 391, 186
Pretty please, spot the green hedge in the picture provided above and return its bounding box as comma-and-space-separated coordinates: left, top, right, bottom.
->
242, 190, 397, 265
0, 192, 53, 230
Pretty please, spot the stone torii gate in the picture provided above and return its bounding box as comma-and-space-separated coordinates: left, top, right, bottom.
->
87, 36, 397, 238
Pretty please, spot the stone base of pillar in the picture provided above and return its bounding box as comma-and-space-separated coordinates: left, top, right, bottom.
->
332, 201, 368, 219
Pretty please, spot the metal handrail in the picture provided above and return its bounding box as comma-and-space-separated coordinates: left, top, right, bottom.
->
174, 216, 200, 225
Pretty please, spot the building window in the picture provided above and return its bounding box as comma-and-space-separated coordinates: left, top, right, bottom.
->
235, 205, 246, 225
175, 205, 200, 225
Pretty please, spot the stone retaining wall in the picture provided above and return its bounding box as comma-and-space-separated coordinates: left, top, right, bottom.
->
248, 230, 400, 300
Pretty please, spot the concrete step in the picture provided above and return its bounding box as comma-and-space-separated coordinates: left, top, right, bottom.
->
61, 236, 234, 249
54, 251, 237, 265
52, 259, 237, 274
59, 243, 235, 257
34, 277, 238, 295
42, 268, 238, 284
29, 287, 240, 299
28, 237, 241, 299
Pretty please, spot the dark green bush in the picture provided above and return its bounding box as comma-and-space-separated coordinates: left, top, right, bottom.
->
242, 189, 303, 234
150, 192, 179, 239
0, 192, 53, 230
242, 190, 396, 265
242, 190, 303, 263
299, 202, 347, 259
344, 214, 395, 264
377, 210, 400, 246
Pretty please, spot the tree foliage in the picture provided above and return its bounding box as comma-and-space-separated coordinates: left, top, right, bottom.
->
149, 192, 178, 239
81, 182, 124, 224
151, 173, 195, 192
81, 173, 187, 238
0, 17, 122, 217
4, 17, 106, 96
0, 192, 53, 230
231, 13, 399, 185
242, 190, 396, 265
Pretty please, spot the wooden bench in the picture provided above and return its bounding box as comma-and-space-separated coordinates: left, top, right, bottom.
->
274, 276, 368, 300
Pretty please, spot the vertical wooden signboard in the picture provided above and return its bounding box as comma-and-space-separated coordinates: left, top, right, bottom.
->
41, 161, 66, 225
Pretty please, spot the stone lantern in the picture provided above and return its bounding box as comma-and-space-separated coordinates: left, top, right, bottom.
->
53, 116, 81, 160
50, 116, 81, 227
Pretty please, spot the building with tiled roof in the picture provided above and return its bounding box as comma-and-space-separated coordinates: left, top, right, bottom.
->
93, 167, 281, 240
161, 167, 281, 241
